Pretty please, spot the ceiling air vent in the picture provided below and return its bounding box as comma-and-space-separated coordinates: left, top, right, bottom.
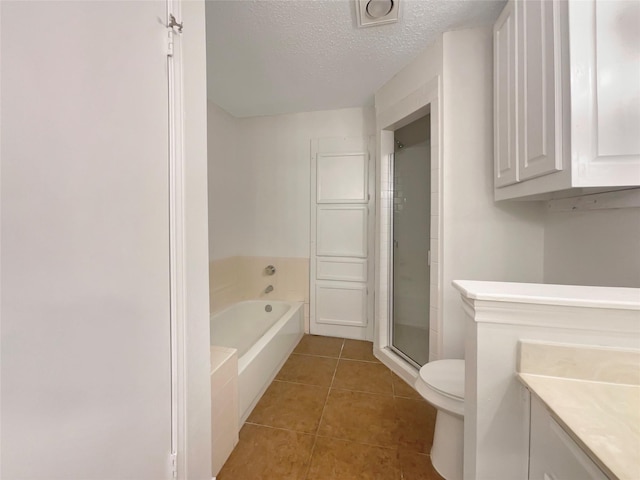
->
356, 0, 399, 28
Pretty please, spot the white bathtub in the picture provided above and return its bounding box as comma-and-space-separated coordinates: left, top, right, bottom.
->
210, 300, 304, 424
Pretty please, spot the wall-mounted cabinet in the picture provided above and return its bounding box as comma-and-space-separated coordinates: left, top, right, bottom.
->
494, 0, 640, 200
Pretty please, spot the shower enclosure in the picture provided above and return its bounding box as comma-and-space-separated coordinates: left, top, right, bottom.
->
390, 115, 431, 367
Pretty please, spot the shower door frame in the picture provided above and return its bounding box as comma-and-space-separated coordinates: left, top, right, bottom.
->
374, 76, 442, 385
387, 148, 430, 370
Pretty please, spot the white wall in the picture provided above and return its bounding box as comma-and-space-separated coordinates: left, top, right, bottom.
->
1, 2, 212, 478
207, 102, 243, 260
239, 107, 376, 258
544, 207, 640, 288
207, 106, 376, 260
375, 30, 547, 362
375, 38, 443, 115
374, 26, 639, 362
441, 28, 546, 358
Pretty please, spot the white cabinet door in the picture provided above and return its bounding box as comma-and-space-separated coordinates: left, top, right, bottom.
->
1, 2, 173, 478
517, 0, 564, 181
529, 397, 609, 480
569, 0, 640, 187
495, 0, 640, 200
310, 137, 374, 340
494, 0, 519, 187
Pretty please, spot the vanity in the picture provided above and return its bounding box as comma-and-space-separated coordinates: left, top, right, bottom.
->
520, 342, 639, 479
453, 281, 640, 479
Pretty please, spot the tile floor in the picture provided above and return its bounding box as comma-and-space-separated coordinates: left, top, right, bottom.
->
218, 335, 444, 480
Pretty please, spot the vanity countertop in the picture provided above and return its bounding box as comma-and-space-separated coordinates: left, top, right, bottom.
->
517, 342, 640, 480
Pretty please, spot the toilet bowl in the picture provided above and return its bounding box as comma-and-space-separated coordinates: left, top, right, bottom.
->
414, 359, 465, 480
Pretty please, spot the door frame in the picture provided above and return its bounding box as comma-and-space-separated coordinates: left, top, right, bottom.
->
169, 1, 212, 478
374, 76, 443, 386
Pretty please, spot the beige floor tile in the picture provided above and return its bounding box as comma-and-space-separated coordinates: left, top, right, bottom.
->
247, 380, 328, 433
392, 372, 423, 400
294, 334, 344, 357
276, 353, 338, 387
217, 424, 314, 480
398, 450, 444, 480
332, 359, 393, 395
306, 437, 400, 480
341, 339, 379, 362
395, 397, 437, 454
318, 389, 398, 447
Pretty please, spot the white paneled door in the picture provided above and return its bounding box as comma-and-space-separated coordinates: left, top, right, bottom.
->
310, 138, 374, 340
1, 2, 175, 478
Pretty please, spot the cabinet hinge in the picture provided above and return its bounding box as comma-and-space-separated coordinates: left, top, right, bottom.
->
169, 452, 177, 478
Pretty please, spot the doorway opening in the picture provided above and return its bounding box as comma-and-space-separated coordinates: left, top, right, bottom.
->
374, 80, 441, 385
389, 115, 431, 367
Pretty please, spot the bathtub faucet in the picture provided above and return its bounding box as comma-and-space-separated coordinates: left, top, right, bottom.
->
264, 285, 274, 294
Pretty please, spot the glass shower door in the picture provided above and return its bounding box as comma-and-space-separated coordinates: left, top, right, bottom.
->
391, 139, 430, 366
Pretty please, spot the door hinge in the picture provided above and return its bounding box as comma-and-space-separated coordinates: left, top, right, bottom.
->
166, 14, 183, 57
169, 452, 177, 478
168, 14, 183, 33
167, 29, 175, 57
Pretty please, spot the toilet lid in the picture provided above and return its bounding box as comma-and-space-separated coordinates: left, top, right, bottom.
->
419, 359, 465, 400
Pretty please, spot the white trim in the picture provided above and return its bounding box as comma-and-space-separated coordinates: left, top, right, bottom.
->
374, 76, 443, 372
167, 0, 188, 477
316, 257, 368, 282
173, 1, 213, 477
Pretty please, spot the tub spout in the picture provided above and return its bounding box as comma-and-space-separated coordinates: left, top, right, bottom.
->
264, 285, 274, 294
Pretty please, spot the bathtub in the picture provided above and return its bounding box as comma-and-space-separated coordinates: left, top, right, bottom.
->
210, 300, 304, 424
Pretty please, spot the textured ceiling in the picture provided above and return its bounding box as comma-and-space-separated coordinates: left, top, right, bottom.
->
205, 0, 505, 117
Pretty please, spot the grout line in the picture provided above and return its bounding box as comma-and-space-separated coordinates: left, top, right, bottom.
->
314, 432, 399, 451
271, 378, 332, 389
291, 352, 342, 360
391, 369, 398, 397
337, 356, 383, 364
329, 386, 394, 397
301, 338, 344, 480
395, 393, 426, 401
243, 422, 315, 436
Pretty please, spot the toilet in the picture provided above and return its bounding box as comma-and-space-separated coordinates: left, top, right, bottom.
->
414, 359, 465, 480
